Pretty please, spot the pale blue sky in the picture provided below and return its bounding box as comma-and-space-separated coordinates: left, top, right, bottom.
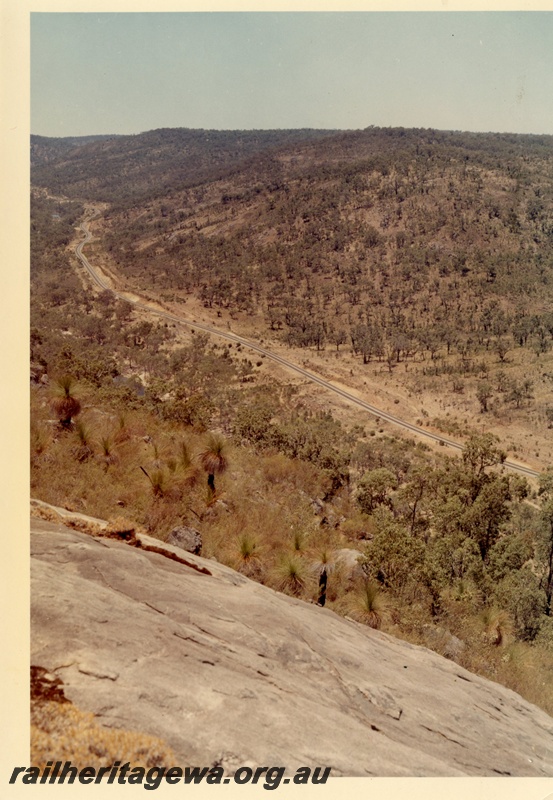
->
31, 11, 553, 136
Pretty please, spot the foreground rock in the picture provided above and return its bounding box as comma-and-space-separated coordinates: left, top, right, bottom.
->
31, 515, 553, 777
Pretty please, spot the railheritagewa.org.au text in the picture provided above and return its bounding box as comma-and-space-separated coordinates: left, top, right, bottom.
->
9, 762, 331, 790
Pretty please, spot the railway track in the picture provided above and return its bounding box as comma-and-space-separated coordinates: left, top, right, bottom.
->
74, 212, 541, 480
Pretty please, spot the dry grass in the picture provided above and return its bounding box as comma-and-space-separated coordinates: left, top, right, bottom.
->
30, 388, 553, 718
260, 452, 324, 496
496, 642, 553, 714
30, 503, 105, 535
32, 699, 175, 770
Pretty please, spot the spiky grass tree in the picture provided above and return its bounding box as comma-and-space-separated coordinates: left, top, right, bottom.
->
140, 466, 166, 498
51, 375, 81, 429
348, 580, 385, 629
178, 439, 200, 487
114, 411, 130, 444
238, 532, 258, 560
99, 434, 117, 472
290, 528, 307, 554
199, 433, 228, 498
273, 554, 307, 598
235, 533, 264, 581
479, 606, 513, 647
310, 547, 336, 607
73, 419, 93, 462
151, 440, 162, 469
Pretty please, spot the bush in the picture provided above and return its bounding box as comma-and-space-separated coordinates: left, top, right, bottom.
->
494, 569, 546, 641
356, 468, 398, 514
361, 509, 424, 593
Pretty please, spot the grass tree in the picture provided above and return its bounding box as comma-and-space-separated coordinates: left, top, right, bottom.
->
140, 465, 166, 498
178, 439, 200, 487
347, 580, 386, 629
99, 434, 117, 472
51, 375, 81, 429
478, 606, 513, 647
310, 546, 337, 607
234, 532, 264, 581
273, 553, 307, 597
290, 528, 308, 554
73, 419, 93, 462
199, 433, 228, 497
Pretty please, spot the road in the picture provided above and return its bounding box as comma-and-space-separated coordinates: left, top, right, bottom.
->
74, 212, 541, 480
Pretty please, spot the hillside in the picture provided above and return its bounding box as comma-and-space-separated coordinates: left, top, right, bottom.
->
31, 128, 339, 205
31, 510, 553, 777
31, 126, 553, 470
30, 134, 119, 166
30, 126, 553, 732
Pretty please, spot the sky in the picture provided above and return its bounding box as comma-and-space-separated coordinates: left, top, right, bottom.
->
31, 9, 553, 137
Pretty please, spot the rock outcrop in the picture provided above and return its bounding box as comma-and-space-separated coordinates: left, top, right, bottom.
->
31, 514, 553, 777
166, 525, 202, 555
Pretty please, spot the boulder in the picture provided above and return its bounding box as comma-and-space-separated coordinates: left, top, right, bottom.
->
166, 525, 202, 555
423, 625, 466, 661
335, 547, 366, 581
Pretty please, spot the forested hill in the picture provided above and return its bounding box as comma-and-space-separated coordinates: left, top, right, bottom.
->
30, 134, 120, 166
30, 127, 340, 205
32, 125, 553, 408
33, 125, 553, 355
31, 126, 553, 206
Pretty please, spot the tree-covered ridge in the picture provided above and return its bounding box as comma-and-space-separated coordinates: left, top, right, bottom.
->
31, 126, 553, 461
30, 127, 340, 206
31, 125, 553, 203
30, 134, 120, 167
79, 126, 553, 381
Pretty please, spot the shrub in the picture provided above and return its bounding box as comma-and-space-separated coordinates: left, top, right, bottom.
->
356, 468, 398, 514
361, 509, 424, 593
494, 569, 546, 641
50, 375, 81, 428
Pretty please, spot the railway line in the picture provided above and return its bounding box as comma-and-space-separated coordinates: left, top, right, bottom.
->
74, 212, 541, 480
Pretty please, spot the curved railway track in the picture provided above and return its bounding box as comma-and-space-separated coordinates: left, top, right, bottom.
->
74, 213, 541, 480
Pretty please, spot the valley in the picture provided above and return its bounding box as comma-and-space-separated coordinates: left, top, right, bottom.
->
76, 206, 543, 478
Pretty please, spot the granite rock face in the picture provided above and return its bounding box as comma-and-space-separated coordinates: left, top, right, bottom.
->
31, 515, 553, 777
